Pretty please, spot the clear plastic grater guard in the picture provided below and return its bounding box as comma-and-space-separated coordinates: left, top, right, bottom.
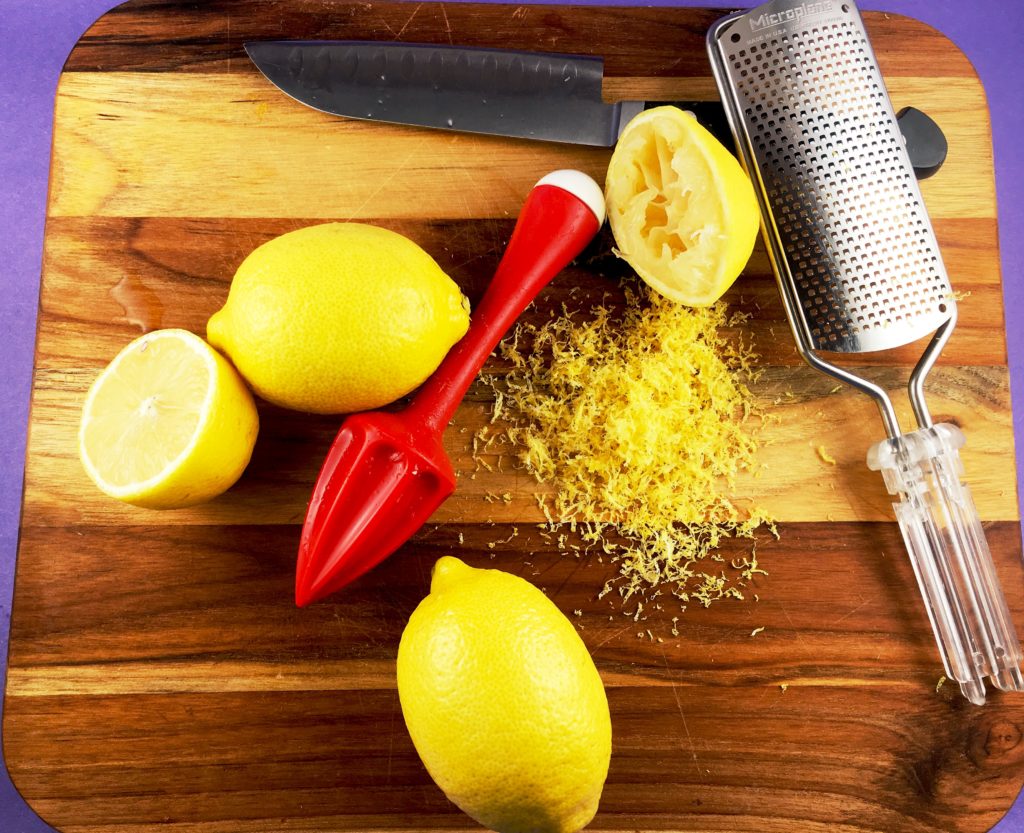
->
707, 0, 1023, 704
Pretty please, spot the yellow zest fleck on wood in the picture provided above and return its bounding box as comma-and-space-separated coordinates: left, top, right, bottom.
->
817, 445, 838, 465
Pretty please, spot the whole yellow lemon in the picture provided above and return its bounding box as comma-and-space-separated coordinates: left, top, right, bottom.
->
397, 557, 611, 833
207, 223, 470, 414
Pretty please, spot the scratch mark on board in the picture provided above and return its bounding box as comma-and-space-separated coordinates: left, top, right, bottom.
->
395, 3, 423, 40
448, 162, 476, 221
591, 623, 635, 650
665, 649, 704, 782
830, 596, 869, 627
342, 137, 428, 221
439, 3, 454, 45
779, 601, 810, 649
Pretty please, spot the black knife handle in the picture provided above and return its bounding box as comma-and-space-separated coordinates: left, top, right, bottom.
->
654, 101, 735, 148
896, 106, 948, 179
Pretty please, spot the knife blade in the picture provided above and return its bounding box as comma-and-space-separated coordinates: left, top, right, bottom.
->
243, 40, 732, 147
244, 40, 947, 176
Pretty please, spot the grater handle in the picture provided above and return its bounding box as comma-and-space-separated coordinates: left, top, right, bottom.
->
867, 424, 1024, 704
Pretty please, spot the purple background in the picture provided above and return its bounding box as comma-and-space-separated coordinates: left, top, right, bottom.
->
1, 0, 1022, 830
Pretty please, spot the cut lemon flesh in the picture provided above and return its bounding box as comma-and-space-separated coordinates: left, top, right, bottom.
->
605, 106, 760, 306
79, 329, 259, 509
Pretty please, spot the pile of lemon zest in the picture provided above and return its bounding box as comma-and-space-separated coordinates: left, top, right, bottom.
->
479, 285, 773, 607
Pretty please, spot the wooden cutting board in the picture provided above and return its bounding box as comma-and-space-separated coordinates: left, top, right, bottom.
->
7, 2, 1024, 831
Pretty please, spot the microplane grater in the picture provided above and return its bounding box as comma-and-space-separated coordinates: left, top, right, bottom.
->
708, 0, 1024, 705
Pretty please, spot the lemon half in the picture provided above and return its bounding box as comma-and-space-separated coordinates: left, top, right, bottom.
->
78, 328, 259, 509
605, 106, 760, 306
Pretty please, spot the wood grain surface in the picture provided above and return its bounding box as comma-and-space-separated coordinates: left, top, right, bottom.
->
6, 2, 1024, 832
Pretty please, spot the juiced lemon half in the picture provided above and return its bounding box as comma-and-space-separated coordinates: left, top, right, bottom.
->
605, 106, 760, 306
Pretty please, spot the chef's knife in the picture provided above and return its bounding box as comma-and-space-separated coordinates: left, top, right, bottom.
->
244, 40, 732, 147
244, 40, 946, 174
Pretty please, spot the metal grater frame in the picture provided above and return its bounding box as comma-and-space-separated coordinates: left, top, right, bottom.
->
707, 0, 955, 439
707, 0, 1024, 706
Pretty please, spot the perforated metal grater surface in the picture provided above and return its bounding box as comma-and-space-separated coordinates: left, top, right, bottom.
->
709, 0, 952, 354
707, 0, 1024, 706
